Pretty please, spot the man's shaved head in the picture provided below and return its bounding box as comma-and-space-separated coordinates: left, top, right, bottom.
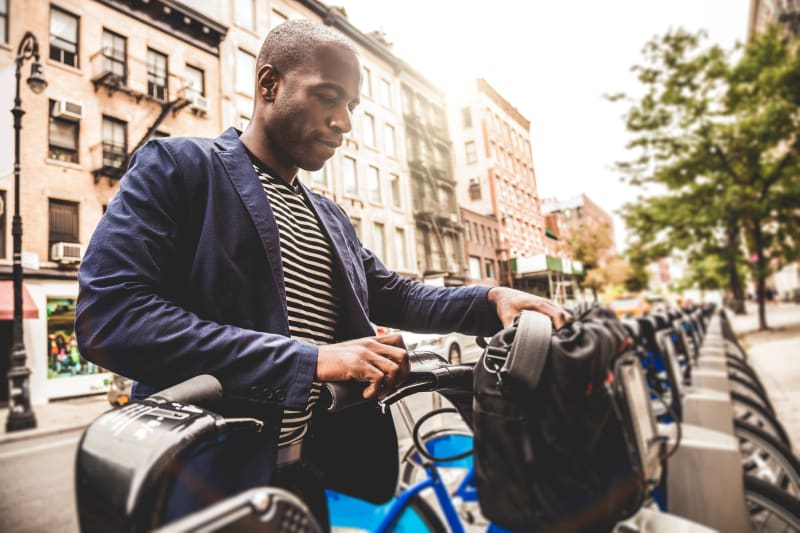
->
256, 19, 358, 76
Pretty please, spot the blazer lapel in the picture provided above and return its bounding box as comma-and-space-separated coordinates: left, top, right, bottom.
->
213, 129, 289, 330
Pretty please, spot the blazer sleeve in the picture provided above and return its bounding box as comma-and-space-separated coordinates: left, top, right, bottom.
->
75, 141, 318, 410
361, 247, 503, 337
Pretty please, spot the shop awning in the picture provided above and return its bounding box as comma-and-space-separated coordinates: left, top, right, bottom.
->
0, 281, 39, 319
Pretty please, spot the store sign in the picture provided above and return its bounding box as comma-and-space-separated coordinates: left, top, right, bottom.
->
513, 254, 548, 274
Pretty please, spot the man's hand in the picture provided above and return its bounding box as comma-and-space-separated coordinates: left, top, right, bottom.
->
487, 287, 571, 329
316, 333, 410, 399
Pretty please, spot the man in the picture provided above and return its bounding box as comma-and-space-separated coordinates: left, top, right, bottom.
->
75, 19, 567, 528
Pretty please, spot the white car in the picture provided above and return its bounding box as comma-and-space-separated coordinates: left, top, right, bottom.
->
400, 331, 484, 364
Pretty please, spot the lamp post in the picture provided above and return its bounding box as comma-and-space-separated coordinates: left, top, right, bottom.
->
6, 32, 47, 432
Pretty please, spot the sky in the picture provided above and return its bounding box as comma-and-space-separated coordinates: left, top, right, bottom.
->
333, 0, 752, 250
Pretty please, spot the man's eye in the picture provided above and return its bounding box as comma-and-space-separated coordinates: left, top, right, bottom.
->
319, 94, 337, 105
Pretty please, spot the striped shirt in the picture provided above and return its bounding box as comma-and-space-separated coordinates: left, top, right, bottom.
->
252, 160, 340, 448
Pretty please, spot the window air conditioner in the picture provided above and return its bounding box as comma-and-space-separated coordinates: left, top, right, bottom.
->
51, 242, 84, 263
53, 99, 84, 121
190, 95, 209, 114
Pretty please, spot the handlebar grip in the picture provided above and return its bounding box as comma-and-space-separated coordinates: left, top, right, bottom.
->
151, 374, 223, 405
321, 381, 371, 413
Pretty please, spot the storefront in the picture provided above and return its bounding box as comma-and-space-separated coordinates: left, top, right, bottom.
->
2, 274, 110, 405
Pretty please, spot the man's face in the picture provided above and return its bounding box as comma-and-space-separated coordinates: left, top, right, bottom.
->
265, 44, 361, 172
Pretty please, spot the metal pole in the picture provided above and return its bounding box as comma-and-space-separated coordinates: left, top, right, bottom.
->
6, 32, 45, 432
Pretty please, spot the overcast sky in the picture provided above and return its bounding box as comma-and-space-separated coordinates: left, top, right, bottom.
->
333, 0, 752, 249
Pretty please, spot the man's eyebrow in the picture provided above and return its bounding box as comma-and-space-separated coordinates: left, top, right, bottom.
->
314, 82, 358, 102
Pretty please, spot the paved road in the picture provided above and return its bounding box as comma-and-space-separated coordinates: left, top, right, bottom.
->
0, 429, 81, 533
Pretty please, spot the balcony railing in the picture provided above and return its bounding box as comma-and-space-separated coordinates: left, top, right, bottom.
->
91, 142, 128, 183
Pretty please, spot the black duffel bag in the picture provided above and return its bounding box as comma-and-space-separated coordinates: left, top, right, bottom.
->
473, 308, 653, 532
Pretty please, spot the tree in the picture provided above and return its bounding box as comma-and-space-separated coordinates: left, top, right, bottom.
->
563, 219, 615, 299
612, 25, 800, 330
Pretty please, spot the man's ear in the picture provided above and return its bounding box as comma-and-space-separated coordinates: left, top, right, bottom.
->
257, 64, 279, 101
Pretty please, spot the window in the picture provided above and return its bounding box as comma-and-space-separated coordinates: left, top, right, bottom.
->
389, 173, 402, 209
270, 9, 287, 29
465, 140, 477, 164
343, 156, 357, 196
363, 113, 376, 147
469, 256, 481, 279
384, 124, 396, 157
468, 178, 482, 201
50, 6, 79, 67
401, 86, 413, 114
236, 49, 256, 96
48, 199, 79, 259
379, 78, 392, 107
464, 221, 471, 242
102, 29, 127, 82
368, 165, 381, 203
485, 259, 496, 279
394, 228, 407, 270
234, 0, 255, 30
461, 107, 472, 128
310, 165, 327, 188
372, 222, 386, 262
0, 0, 7, 44
185, 65, 205, 98
48, 100, 79, 163
147, 48, 168, 101
361, 67, 372, 97
0, 190, 5, 258
102, 116, 127, 170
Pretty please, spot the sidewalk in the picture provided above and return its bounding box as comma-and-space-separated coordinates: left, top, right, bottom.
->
730, 301, 800, 455
0, 393, 110, 444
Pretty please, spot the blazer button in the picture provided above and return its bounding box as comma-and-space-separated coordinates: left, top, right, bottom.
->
276, 389, 286, 401
263, 387, 274, 400
248, 386, 261, 399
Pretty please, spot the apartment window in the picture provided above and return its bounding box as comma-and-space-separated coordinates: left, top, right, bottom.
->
384, 124, 396, 157
367, 165, 381, 203
469, 178, 482, 201
363, 113, 376, 147
270, 9, 287, 30
469, 256, 481, 279
394, 228, 407, 270
361, 67, 372, 97
379, 78, 392, 107
234, 0, 255, 30
48, 100, 79, 163
236, 49, 256, 96
185, 65, 205, 98
48, 199, 79, 259
0, 0, 7, 44
310, 165, 327, 188
401, 86, 413, 114
464, 221, 471, 242
102, 116, 127, 170
102, 29, 127, 82
461, 107, 472, 128
465, 140, 477, 164
0, 191, 5, 258
485, 259, 496, 279
50, 6, 79, 67
343, 156, 357, 196
389, 173, 402, 208
372, 222, 386, 262
147, 48, 168, 101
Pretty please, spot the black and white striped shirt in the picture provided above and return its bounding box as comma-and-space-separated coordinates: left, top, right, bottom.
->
252, 161, 340, 447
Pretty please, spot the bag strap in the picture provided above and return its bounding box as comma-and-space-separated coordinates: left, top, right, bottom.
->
502, 310, 552, 390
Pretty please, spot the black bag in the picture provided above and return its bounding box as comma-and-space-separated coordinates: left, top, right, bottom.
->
473, 309, 648, 532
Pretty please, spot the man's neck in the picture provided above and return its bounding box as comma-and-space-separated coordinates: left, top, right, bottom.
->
239, 129, 297, 185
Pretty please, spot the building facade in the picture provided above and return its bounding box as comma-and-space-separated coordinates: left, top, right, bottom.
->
749, 0, 800, 37
0, 0, 226, 403
460, 207, 500, 286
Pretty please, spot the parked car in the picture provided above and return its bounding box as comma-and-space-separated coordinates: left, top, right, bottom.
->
608, 294, 652, 318
400, 331, 484, 364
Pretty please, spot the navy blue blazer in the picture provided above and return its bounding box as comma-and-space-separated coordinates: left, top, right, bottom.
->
76, 127, 502, 501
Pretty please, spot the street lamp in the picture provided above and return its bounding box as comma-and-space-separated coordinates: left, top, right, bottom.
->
6, 32, 47, 432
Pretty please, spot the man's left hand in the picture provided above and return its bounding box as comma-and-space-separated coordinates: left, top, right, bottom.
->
487, 287, 571, 329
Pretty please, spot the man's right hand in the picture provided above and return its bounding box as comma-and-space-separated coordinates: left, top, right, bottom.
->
316, 334, 409, 399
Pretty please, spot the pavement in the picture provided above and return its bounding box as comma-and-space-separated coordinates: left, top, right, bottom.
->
1, 301, 799, 450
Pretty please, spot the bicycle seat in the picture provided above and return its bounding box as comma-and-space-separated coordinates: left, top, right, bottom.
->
76, 375, 274, 532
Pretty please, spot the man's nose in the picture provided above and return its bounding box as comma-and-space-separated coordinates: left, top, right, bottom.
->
330, 106, 352, 134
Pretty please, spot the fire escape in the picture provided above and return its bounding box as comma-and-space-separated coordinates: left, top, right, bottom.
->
406, 112, 465, 284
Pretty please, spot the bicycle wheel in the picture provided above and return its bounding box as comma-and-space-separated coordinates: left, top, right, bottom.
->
385, 495, 447, 533
744, 474, 800, 532
729, 374, 775, 415
735, 419, 800, 498
731, 392, 793, 449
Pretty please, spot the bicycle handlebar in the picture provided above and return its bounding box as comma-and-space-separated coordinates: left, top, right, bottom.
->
150, 374, 223, 404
